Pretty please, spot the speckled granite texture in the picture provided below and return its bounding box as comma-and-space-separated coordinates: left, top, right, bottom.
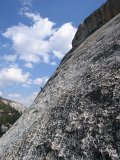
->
0, 1, 120, 159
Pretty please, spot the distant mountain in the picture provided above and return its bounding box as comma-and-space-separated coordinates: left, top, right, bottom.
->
0, 97, 26, 113
0, 97, 26, 137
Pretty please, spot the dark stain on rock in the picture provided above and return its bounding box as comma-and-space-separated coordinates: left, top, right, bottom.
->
35, 142, 65, 160
85, 85, 115, 105
93, 150, 103, 160
85, 88, 102, 103
103, 152, 112, 160
36, 142, 52, 157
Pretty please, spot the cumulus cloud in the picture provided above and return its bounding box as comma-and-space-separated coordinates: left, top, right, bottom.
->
0, 54, 17, 62
22, 91, 38, 106
50, 23, 76, 59
8, 91, 38, 107
19, 0, 32, 14
3, 12, 77, 66
8, 93, 21, 98
33, 76, 49, 86
1, 43, 10, 48
0, 91, 2, 96
19, 0, 32, 7
0, 66, 30, 87
24, 62, 33, 68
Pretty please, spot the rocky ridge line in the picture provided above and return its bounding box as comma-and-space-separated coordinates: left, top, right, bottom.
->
0, 97, 26, 113
72, 0, 120, 48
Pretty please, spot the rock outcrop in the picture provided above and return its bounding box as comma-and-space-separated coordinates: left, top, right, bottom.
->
72, 0, 120, 48
0, 97, 26, 114
0, 99, 24, 138
0, 0, 120, 159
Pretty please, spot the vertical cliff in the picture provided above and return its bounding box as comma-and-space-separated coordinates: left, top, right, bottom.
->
0, 0, 120, 159
72, 0, 120, 48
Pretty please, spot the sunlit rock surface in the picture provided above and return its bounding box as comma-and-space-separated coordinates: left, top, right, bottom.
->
72, 0, 120, 48
0, 97, 26, 138
0, 0, 120, 159
0, 97, 26, 113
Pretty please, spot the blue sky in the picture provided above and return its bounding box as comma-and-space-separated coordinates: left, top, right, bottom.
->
0, 0, 106, 107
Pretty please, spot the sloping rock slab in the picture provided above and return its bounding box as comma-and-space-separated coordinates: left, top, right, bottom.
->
0, 5, 120, 160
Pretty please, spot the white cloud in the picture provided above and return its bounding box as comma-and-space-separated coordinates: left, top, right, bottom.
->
0, 54, 17, 62
3, 12, 77, 65
33, 76, 49, 86
24, 62, 33, 68
20, 0, 32, 7
23, 91, 38, 106
8, 91, 38, 107
8, 93, 21, 98
50, 61, 57, 66
24, 78, 32, 86
24, 12, 41, 22
0, 66, 30, 87
50, 23, 76, 59
19, 0, 32, 14
1, 43, 9, 48
0, 91, 2, 96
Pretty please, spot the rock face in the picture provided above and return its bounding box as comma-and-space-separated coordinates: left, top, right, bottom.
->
0, 100, 23, 138
0, 97, 26, 113
72, 0, 120, 48
0, 0, 120, 159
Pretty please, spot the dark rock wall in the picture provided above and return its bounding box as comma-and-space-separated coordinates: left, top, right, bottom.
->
72, 0, 120, 48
